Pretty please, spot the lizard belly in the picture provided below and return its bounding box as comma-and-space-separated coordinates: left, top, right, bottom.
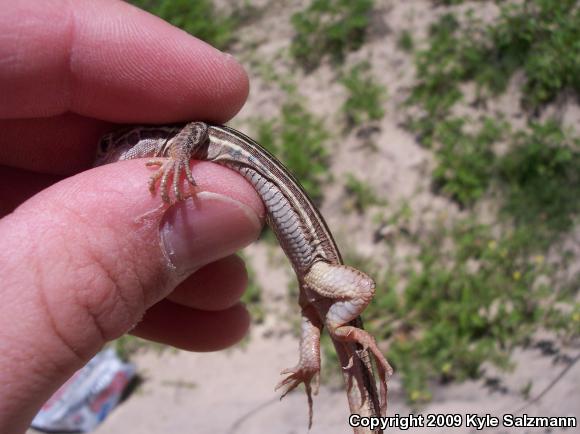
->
230, 164, 317, 273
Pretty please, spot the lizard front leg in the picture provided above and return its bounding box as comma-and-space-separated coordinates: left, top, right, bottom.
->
304, 261, 393, 416
95, 122, 206, 203
275, 293, 323, 428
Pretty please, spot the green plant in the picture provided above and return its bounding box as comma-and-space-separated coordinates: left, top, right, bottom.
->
364, 217, 565, 402
254, 99, 330, 204
312, 0, 580, 405
488, 0, 580, 108
407, 4, 580, 218
407, 13, 467, 126
129, 0, 238, 49
544, 302, 580, 340
431, 117, 505, 206
499, 121, 580, 239
291, 0, 374, 69
344, 173, 386, 212
397, 30, 414, 52
341, 62, 387, 128
409, 1, 580, 119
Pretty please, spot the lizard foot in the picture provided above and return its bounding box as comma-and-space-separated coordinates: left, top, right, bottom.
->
333, 327, 393, 416
146, 157, 196, 203
275, 366, 320, 428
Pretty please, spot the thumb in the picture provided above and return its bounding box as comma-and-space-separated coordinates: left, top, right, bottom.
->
0, 159, 263, 432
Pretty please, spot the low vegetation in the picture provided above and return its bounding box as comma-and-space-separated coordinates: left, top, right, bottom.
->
344, 173, 386, 213
340, 62, 387, 129
128, 0, 238, 49
373, 0, 580, 401
410, 0, 580, 121
499, 121, 580, 240
291, 0, 374, 69
254, 95, 331, 204
364, 212, 578, 402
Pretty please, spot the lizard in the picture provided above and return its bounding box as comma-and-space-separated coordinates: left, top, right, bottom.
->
95, 121, 393, 432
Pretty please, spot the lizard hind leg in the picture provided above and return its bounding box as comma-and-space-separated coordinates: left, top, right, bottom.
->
303, 261, 393, 415
333, 325, 393, 416
275, 304, 323, 428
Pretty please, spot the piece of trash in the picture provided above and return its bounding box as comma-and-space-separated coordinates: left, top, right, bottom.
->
31, 348, 136, 432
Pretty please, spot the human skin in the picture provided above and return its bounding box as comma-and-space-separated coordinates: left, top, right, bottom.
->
0, 1, 264, 433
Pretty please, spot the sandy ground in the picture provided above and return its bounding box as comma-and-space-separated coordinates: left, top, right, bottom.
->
31, 0, 580, 433
88, 329, 579, 434
100, 243, 579, 434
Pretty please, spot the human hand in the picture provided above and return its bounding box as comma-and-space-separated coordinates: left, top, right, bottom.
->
0, 1, 263, 432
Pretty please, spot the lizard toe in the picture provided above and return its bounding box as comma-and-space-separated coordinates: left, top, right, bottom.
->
275, 367, 319, 428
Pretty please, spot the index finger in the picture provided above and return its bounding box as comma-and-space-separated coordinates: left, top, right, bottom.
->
0, 0, 249, 123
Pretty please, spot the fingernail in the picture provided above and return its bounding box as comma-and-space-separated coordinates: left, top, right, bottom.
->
160, 192, 262, 276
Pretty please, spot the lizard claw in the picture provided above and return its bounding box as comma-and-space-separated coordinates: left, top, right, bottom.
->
276, 366, 320, 398
343, 353, 355, 370
275, 366, 320, 428
330, 324, 393, 416
146, 157, 196, 203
